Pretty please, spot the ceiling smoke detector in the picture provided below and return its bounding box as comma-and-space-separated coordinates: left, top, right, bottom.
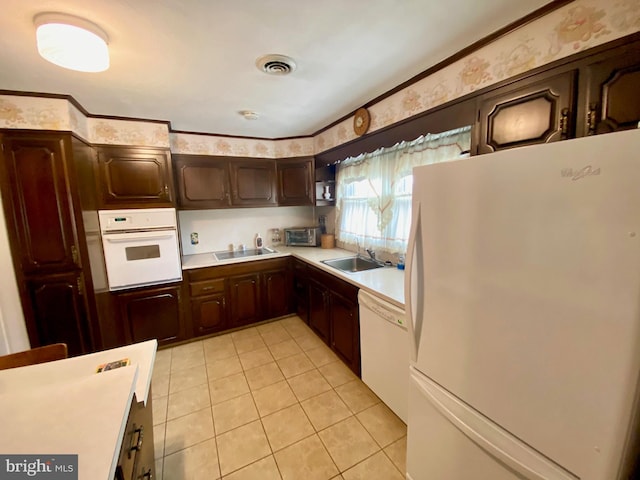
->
256, 54, 296, 75
239, 110, 259, 120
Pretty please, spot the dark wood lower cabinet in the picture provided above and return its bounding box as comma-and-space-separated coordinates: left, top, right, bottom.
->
308, 277, 331, 344
229, 273, 261, 328
26, 272, 90, 356
186, 258, 293, 337
117, 284, 184, 347
191, 294, 228, 335
263, 268, 291, 319
293, 259, 309, 323
307, 266, 361, 375
329, 290, 360, 374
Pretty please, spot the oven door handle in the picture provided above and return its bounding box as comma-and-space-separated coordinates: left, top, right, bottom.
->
104, 232, 175, 242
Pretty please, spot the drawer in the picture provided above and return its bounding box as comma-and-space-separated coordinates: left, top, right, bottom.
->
190, 278, 226, 297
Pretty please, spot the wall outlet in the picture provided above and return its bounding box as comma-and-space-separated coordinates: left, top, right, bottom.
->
190, 232, 199, 245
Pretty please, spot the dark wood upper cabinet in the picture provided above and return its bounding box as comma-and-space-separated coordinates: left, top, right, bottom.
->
277, 157, 314, 206
1, 135, 78, 274
579, 46, 640, 136
475, 70, 577, 154
174, 154, 231, 209
229, 159, 277, 207
97, 146, 173, 208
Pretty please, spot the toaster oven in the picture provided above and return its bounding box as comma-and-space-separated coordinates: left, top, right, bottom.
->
284, 227, 322, 247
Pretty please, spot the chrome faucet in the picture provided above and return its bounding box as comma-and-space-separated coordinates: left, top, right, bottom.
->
365, 248, 376, 260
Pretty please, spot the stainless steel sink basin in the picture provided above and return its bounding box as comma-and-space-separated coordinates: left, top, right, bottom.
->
214, 247, 277, 261
322, 256, 384, 273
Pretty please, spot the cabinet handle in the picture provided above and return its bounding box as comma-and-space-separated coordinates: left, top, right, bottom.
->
128, 425, 144, 459
76, 275, 84, 296
163, 185, 169, 196
559, 108, 569, 138
139, 468, 153, 480
587, 103, 598, 135
201, 286, 215, 291
71, 245, 79, 266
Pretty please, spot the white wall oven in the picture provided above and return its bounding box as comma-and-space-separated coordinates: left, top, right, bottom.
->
98, 208, 182, 291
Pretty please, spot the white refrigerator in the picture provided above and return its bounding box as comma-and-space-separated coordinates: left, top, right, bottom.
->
405, 129, 640, 480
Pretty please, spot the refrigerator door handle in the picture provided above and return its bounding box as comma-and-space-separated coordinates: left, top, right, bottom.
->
411, 368, 579, 480
405, 200, 422, 362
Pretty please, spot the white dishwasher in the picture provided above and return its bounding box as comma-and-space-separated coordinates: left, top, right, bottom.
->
358, 289, 409, 423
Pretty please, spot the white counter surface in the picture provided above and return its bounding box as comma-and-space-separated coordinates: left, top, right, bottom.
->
0, 366, 136, 480
182, 246, 405, 308
0, 340, 157, 480
0, 339, 157, 405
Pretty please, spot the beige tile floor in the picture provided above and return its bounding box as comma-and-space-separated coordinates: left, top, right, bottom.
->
151, 316, 407, 480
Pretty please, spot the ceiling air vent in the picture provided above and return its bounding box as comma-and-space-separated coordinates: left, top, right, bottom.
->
256, 54, 297, 75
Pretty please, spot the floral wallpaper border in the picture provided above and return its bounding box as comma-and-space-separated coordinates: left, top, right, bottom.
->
315, 0, 640, 153
0, 0, 637, 157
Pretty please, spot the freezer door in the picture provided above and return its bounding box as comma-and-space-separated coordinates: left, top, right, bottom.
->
407, 368, 577, 480
407, 130, 640, 479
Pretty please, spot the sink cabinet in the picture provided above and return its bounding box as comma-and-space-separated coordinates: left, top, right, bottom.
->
307, 265, 360, 375
186, 257, 293, 337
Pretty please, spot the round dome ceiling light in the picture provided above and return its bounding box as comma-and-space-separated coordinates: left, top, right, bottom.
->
256, 54, 296, 75
239, 110, 260, 120
34, 12, 109, 72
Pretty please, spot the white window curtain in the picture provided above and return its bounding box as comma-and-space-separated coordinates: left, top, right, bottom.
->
336, 126, 471, 254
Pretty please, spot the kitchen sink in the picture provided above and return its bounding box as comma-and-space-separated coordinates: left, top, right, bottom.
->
322, 256, 384, 273
214, 247, 277, 261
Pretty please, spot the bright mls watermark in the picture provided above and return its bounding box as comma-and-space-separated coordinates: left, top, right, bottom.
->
0, 455, 77, 479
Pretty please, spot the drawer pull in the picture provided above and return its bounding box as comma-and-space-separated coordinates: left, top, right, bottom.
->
139, 468, 153, 479
201, 286, 216, 291
128, 425, 144, 458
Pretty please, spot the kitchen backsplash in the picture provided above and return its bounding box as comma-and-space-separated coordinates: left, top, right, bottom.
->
179, 206, 322, 255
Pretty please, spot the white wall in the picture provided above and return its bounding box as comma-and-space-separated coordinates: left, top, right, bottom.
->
179, 206, 325, 255
0, 190, 29, 354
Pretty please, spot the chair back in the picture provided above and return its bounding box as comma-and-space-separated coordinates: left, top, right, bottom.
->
0, 343, 68, 371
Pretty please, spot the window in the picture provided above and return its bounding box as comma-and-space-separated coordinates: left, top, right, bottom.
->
336, 126, 471, 254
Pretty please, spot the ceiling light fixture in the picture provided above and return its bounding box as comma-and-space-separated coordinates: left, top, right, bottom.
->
34, 13, 110, 73
239, 110, 260, 120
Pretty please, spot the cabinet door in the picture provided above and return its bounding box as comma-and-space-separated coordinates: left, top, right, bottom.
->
330, 291, 360, 375
191, 294, 228, 336
0, 135, 78, 274
475, 70, 577, 154
118, 284, 183, 347
174, 155, 231, 209
229, 159, 277, 207
277, 157, 314, 206
228, 273, 261, 327
293, 259, 309, 323
263, 268, 292, 319
97, 147, 173, 208
26, 272, 90, 356
308, 278, 330, 345
581, 48, 640, 136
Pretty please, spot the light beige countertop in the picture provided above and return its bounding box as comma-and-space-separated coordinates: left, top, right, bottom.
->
0, 340, 157, 480
0, 339, 157, 405
0, 366, 136, 479
182, 246, 405, 309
